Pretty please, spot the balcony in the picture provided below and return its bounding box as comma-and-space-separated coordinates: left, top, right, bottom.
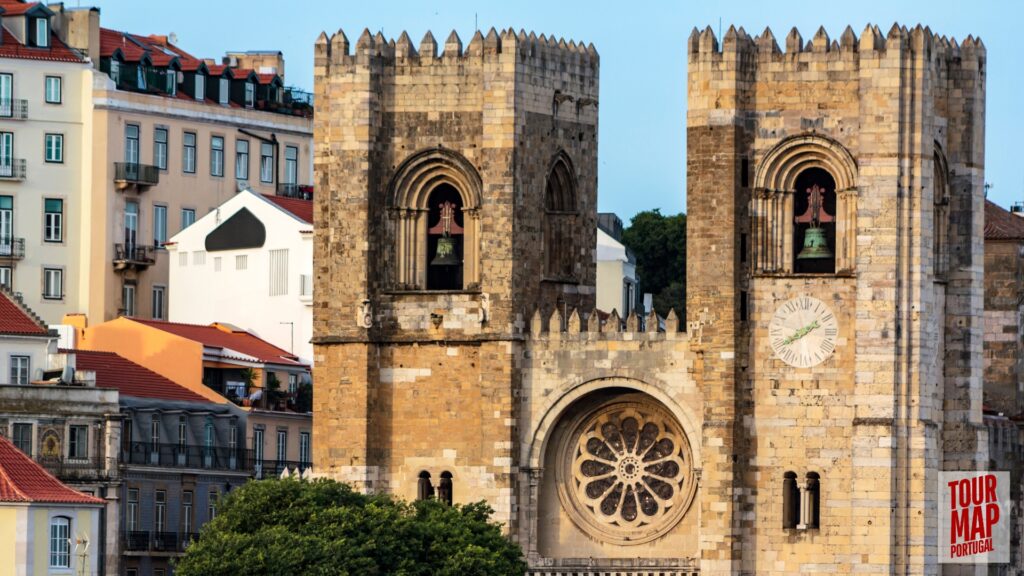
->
113, 244, 156, 271
36, 455, 117, 481
0, 159, 26, 180
0, 99, 28, 120
121, 441, 251, 472
0, 238, 24, 260
113, 162, 159, 190
123, 531, 197, 554
276, 183, 313, 200
253, 459, 311, 480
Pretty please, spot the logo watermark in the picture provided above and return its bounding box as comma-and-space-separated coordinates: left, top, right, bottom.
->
939, 471, 1009, 564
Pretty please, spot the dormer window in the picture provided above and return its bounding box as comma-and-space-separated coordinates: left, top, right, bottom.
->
245, 82, 254, 108
165, 71, 176, 96
109, 59, 121, 84
137, 66, 147, 90
32, 18, 49, 48
218, 77, 229, 105
194, 74, 205, 101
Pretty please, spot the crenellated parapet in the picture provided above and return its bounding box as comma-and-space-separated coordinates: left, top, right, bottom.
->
525, 306, 687, 342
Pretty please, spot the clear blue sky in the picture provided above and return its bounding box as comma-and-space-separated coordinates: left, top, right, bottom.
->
87, 0, 1020, 222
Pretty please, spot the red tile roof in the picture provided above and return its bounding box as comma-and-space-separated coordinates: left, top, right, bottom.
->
0, 1, 44, 16
256, 73, 281, 85
0, 290, 49, 336
131, 319, 305, 367
985, 200, 1024, 241
99, 27, 148, 61
0, 25, 85, 64
262, 194, 313, 224
70, 349, 212, 403
0, 435, 104, 504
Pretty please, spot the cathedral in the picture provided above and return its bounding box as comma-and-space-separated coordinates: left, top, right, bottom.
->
310, 22, 990, 575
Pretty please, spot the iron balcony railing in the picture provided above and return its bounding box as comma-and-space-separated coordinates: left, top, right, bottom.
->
113, 244, 156, 267
122, 441, 251, 472
0, 99, 28, 119
114, 162, 159, 187
0, 238, 24, 259
122, 531, 197, 553
276, 183, 313, 199
35, 455, 117, 481
253, 459, 312, 480
0, 159, 27, 180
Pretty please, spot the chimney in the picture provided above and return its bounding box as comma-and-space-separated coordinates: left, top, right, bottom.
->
61, 6, 100, 64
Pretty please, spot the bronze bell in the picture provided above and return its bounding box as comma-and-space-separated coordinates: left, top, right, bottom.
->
430, 235, 461, 267
796, 227, 834, 260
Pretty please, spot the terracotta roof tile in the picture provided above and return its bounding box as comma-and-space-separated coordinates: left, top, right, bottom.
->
130, 319, 305, 367
0, 27, 84, 64
262, 194, 313, 224
0, 435, 104, 504
0, 1, 43, 16
69, 349, 212, 403
985, 200, 1024, 240
0, 290, 49, 336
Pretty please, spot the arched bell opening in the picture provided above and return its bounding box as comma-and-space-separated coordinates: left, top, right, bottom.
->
792, 167, 837, 274
425, 184, 464, 290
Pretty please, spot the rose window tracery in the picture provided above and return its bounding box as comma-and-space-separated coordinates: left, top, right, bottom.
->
557, 400, 695, 545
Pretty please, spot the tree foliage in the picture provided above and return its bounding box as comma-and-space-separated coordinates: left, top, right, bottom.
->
620, 209, 686, 318
174, 478, 526, 576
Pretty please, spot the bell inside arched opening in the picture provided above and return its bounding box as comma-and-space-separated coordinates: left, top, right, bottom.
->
792, 167, 837, 274
426, 183, 465, 290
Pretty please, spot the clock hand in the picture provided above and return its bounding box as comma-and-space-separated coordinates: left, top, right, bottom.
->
781, 320, 821, 346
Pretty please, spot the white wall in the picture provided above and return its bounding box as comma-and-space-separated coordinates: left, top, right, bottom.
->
167, 191, 313, 363
0, 334, 53, 385
596, 227, 638, 315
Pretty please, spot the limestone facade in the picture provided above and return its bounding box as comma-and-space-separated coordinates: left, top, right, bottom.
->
313, 22, 990, 576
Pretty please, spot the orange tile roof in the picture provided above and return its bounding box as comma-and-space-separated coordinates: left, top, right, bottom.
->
0, 0, 43, 16
262, 194, 313, 224
985, 200, 1024, 241
0, 290, 49, 336
0, 435, 104, 504
0, 23, 85, 64
131, 319, 305, 367
69, 349, 212, 403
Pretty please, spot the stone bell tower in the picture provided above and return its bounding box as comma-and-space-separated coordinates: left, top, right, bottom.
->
310, 25, 599, 532
687, 23, 987, 574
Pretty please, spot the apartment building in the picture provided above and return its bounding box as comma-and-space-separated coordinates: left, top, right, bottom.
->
0, 1, 91, 323
0, 1, 313, 324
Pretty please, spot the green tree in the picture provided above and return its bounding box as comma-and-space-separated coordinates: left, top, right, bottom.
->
174, 478, 526, 576
620, 209, 686, 318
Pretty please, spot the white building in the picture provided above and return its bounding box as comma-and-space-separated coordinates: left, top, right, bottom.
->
166, 189, 313, 363
596, 213, 639, 317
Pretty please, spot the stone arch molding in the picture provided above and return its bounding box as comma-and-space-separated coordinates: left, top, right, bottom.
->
525, 376, 701, 471
752, 134, 859, 274
387, 147, 483, 289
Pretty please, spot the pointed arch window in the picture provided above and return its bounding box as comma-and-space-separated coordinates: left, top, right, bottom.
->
933, 147, 951, 280
544, 153, 579, 280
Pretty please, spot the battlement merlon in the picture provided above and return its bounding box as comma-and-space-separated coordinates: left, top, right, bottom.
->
687, 22, 986, 68
315, 27, 599, 87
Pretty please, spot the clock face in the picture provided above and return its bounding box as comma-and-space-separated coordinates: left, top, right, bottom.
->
769, 296, 838, 368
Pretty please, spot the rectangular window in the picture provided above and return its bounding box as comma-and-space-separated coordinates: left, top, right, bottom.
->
155, 490, 166, 533
122, 283, 136, 317
154, 128, 168, 170
152, 285, 165, 320
0, 196, 11, 258
183, 131, 196, 174
182, 491, 193, 535
178, 252, 188, 267
49, 517, 69, 568
299, 432, 310, 465
235, 255, 247, 270
136, 65, 146, 90
154, 205, 167, 246
44, 76, 61, 104
210, 136, 224, 176
181, 208, 196, 231
124, 200, 138, 249
218, 77, 229, 105
299, 274, 312, 298
229, 423, 238, 451
44, 134, 62, 163
9, 355, 29, 385
127, 570, 138, 576
0, 267, 10, 290
277, 430, 287, 462
235, 139, 249, 180
122, 419, 132, 452
253, 427, 264, 465
260, 142, 274, 183
68, 425, 88, 459
288, 374, 298, 395
0, 74, 12, 117
245, 82, 255, 107
43, 268, 62, 300
150, 418, 160, 449
165, 70, 176, 95
194, 73, 205, 101
109, 59, 120, 84
12, 423, 32, 454
284, 145, 298, 185
269, 249, 288, 296
124, 124, 139, 164
35, 18, 49, 48
126, 488, 139, 531
44, 198, 63, 242
208, 489, 218, 519
193, 251, 206, 266
214, 256, 222, 272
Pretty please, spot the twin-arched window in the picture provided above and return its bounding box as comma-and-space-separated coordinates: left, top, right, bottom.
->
416, 470, 453, 505
783, 471, 820, 530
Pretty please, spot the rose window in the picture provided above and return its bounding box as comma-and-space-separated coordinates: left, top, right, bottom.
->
558, 401, 695, 545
